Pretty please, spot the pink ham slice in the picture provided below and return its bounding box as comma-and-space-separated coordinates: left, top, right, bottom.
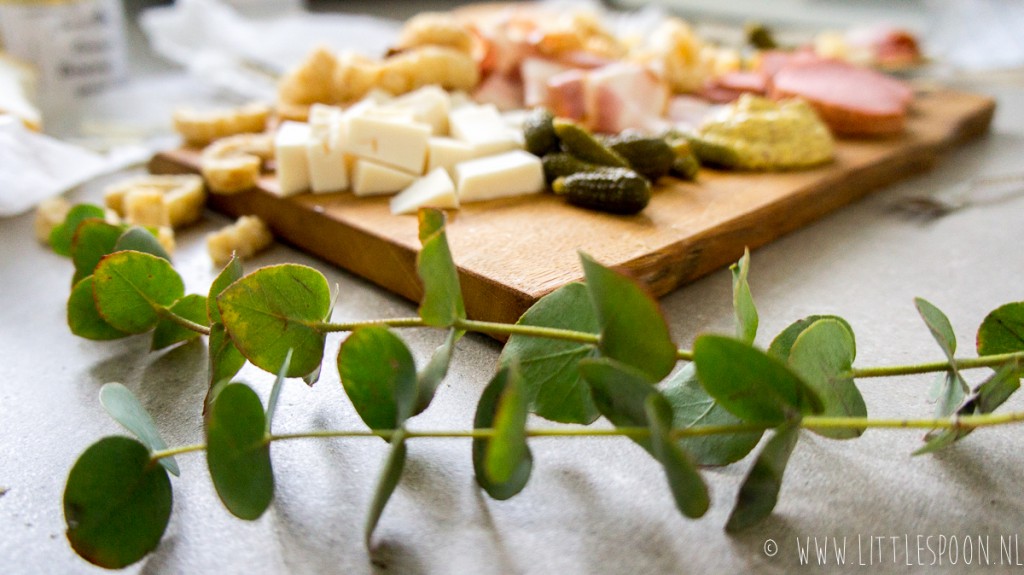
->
585, 63, 669, 134
769, 58, 913, 136
520, 57, 574, 108
699, 70, 770, 103
472, 72, 525, 111
546, 69, 588, 121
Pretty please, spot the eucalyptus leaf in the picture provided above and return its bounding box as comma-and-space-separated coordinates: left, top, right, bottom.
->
113, 226, 171, 262
337, 326, 418, 432
151, 294, 208, 351
206, 383, 273, 520
731, 248, 758, 344
499, 283, 600, 424
71, 219, 123, 286
63, 436, 172, 569
663, 363, 762, 466
915, 297, 957, 360
787, 319, 866, 439
977, 302, 1024, 356
578, 357, 658, 452
208, 256, 243, 326
417, 209, 465, 327
92, 251, 185, 334
725, 422, 801, 532
473, 366, 533, 500
915, 364, 1020, 455
769, 315, 854, 361
50, 204, 105, 257
581, 253, 676, 382
265, 349, 292, 436
99, 383, 179, 476
693, 335, 822, 424
931, 369, 968, 418
218, 264, 330, 378
365, 427, 408, 547
644, 394, 710, 519
67, 276, 129, 341
208, 323, 246, 392
414, 328, 462, 415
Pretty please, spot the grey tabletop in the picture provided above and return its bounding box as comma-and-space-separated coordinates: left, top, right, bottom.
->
3, 2, 1024, 574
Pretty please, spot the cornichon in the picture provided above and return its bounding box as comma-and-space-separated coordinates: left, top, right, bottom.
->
605, 131, 676, 182
665, 137, 701, 181
552, 119, 628, 168
523, 108, 559, 157
541, 152, 601, 185
686, 135, 744, 169
552, 168, 651, 215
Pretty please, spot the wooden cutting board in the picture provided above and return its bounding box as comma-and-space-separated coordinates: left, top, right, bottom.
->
149, 89, 995, 326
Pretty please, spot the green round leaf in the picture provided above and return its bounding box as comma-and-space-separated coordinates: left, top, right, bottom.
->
50, 203, 106, 257
152, 294, 208, 351
731, 249, 758, 344
365, 428, 408, 547
67, 276, 130, 341
208, 323, 246, 389
581, 253, 676, 382
662, 363, 762, 466
93, 251, 185, 334
414, 328, 461, 415
977, 302, 1024, 356
693, 335, 822, 424
645, 394, 710, 519
99, 383, 179, 476
338, 326, 418, 432
499, 282, 600, 424
473, 366, 533, 500
71, 219, 124, 286
218, 264, 330, 377
114, 226, 171, 262
417, 209, 465, 327
578, 357, 658, 452
915, 297, 957, 360
64, 436, 172, 569
725, 423, 800, 532
768, 315, 854, 361
208, 256, 243, 326
206, 383, 273, 520
787, 319, 867, 439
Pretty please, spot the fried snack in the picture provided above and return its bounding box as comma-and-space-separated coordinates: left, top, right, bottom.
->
34, 197, 70, 244
172, 102, 270, 147
378, 46, 479, 96
206, 215, 273, 267
155, 226, 177, 255
394, 12, 475, 55
642, 18, 740, 94
200, 134, 274, 194
104, 175, 206, 228
123, 189, 171, 228
278, 46, 338, 108
330, 51, 383, 104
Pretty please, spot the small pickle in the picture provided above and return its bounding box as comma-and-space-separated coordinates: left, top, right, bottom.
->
605, 130, 676, 182
552, 118, 628, 167
523, 108, 560, 157
541, 152, 600, 185
552, 167, 651, 215
665, 137, 701, 181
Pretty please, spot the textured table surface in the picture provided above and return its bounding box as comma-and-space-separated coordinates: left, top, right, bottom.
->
3, 2, 1024, 574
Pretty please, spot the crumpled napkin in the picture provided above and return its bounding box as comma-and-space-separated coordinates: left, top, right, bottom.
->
0, 115, 146, 216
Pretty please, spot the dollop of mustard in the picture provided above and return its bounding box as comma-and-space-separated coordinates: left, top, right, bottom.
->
697, 94, 834, 170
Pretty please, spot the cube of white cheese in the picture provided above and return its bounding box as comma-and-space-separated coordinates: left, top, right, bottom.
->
454, 150, 544, 203
448, 104, 522, 156
343, 114, 430, 175
390, 167, 459, 215
306, 105, 348, 193
275, 121, 311, 197
352, 159, 418, 197
381, 85, 451, 135
427, 137, 478, 177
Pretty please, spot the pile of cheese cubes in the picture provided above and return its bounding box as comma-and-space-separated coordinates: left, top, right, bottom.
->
273, 86, 546, 215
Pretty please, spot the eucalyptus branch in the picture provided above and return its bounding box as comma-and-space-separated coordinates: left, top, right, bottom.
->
318, 317, 426, 332
849, 351, 1024, 378
156, 307, 211, 336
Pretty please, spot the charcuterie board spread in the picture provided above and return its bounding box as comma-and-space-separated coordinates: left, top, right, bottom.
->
149, 5, 995, 326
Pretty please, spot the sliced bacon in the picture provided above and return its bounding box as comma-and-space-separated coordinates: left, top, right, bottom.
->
769, 58, 912, 136
520, 57, 574, 108
585, 63, 669, 134
472, 72, 525, 111
546, 69, 588, 121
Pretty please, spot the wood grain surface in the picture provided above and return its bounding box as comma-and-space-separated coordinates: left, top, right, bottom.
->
149, 89, 995, 326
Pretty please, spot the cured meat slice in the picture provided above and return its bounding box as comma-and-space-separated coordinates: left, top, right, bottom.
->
546, 69, 588, 121
769, 58, 912, 136
585, 63, 669, 134
699, 70, 769, 103
520, 57, 574, 108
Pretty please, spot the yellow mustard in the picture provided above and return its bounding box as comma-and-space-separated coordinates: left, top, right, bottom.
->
697, 94, 834, 170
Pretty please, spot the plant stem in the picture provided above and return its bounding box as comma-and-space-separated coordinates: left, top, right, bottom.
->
156, 307, 211, 336
150, 443, 206, 460
454, 318, 601, 345
318, 317, 426, 333
850, 351, 1024, 378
